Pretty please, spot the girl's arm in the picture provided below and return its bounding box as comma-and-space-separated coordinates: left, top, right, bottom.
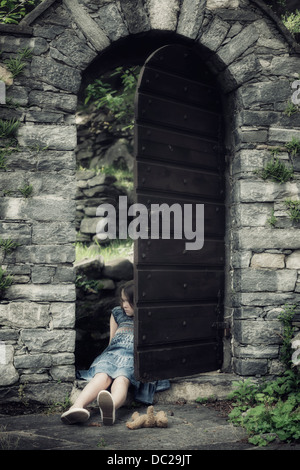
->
109, 314, 118, 343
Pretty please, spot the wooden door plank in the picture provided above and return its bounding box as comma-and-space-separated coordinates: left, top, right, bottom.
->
136, 160, 223, 198
137, 93, 221, 136
135, 304, 218, 346
136, 269, 224, 303
136, 238, 224, 266
135, 124, 222, 171
139, 66, 220, 110
135, 343, 221, 381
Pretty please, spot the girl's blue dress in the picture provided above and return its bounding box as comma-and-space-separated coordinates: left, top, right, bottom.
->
76, 306, 170, 404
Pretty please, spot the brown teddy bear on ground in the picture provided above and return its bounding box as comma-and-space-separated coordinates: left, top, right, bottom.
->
126, 405, 168, 430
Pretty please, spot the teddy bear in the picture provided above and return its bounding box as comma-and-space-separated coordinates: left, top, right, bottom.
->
126, 405, 168, 430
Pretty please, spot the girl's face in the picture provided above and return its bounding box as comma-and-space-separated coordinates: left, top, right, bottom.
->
121, 290, 134, 317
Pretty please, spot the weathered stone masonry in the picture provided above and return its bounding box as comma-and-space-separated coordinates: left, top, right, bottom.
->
0, 0, 300, 404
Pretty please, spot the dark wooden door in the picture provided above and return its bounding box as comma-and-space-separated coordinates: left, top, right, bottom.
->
133, 44, 225, 382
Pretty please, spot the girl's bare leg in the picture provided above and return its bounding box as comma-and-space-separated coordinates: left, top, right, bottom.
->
71, 372, 112, 409
110, 376, 130, 409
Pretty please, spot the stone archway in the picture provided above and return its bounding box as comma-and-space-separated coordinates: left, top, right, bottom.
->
0, 0, 300, 403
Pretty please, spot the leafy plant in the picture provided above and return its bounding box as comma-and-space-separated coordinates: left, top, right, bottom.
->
284, 101, 299, 116
18, 183, 33, 198
0, 238, 19, 254
0, 266, 13, 298
278, 304, 297, 368
282, 9, 300, 34
228, 305, 300, 446
267, 209, 277, 227
0, 0, 42, 24
85, 66, 140, 131
3, 48, 32, 78
0, 118, 20, 139
285, 199, 300, 223
75, 274, 103, 294
257, 157, 293, 183
285, 137, 300, 156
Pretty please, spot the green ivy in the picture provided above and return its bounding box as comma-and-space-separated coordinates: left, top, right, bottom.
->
84, 66, 140, 131
228, 305, 300, 447
0, 0, 42, 24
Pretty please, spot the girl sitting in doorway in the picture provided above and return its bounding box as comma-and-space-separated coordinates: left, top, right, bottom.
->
61, 280, 169, 425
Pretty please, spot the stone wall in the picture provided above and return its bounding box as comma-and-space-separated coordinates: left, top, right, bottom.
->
0, 0, 300, 404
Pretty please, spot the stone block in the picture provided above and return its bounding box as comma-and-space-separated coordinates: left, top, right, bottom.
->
50, 303, 76, 329
177, 0, 206, 39
286, 250, 300, 269
233, 358, 268, 376
235, 203, 273, 227
31, 266, 55, 284
235, 292, 297, 307
102, 258, 133, 281
51, 353, 75, 366
223, 54, 262, 91
251, 253, 285, 269
0, 35, 48, 55
0, 344, 19, 386
20, 329, 76, 353
237, 181, 300, 203
74, 255, 104, 279
120, 0, 150, 34
7, 284, 76, 302
52, 31, 97, 69
234, 319, 283, 345
31, 56, 81, 93
17, 124, 77, 151
95, 3, 128, 41
15, 245, 75, 264
234, 268, 297, 292
147, 0, 180, 31
14, 353, 52, 370
199, 16, 230, 52
269, 127, 300, 144
29, 91, 78, 113
26, 198, 76, 222
0, 302, 50, 328
270, 56, 300, 78
80, 217, 99, 235
32, 222, 76, 244
237, 227, 300, 250
29, 173, 76, 198
50, 365, 75, 382
234, 344, 279, 359
217, 23, 259, 67
0, 222, 31, 245
63, 0, 110, 52
237, 80, 291, 108
231, 149, 269, 175
207, 0, 239, 8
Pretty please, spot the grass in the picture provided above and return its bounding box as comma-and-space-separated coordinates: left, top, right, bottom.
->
75, 238, 133, 263
257, 157, 294, 184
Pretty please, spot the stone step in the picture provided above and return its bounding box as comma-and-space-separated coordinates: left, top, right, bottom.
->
71, 372, 238, 406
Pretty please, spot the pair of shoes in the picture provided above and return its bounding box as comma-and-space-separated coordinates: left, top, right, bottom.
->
61, 407, 90, 425
97, 390, 115, 425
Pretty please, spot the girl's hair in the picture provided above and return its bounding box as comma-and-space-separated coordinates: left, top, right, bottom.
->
120, 280, 134, 307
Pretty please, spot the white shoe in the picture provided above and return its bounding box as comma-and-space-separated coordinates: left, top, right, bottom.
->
61, 407, 90, 425
97, 390, 115, 425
